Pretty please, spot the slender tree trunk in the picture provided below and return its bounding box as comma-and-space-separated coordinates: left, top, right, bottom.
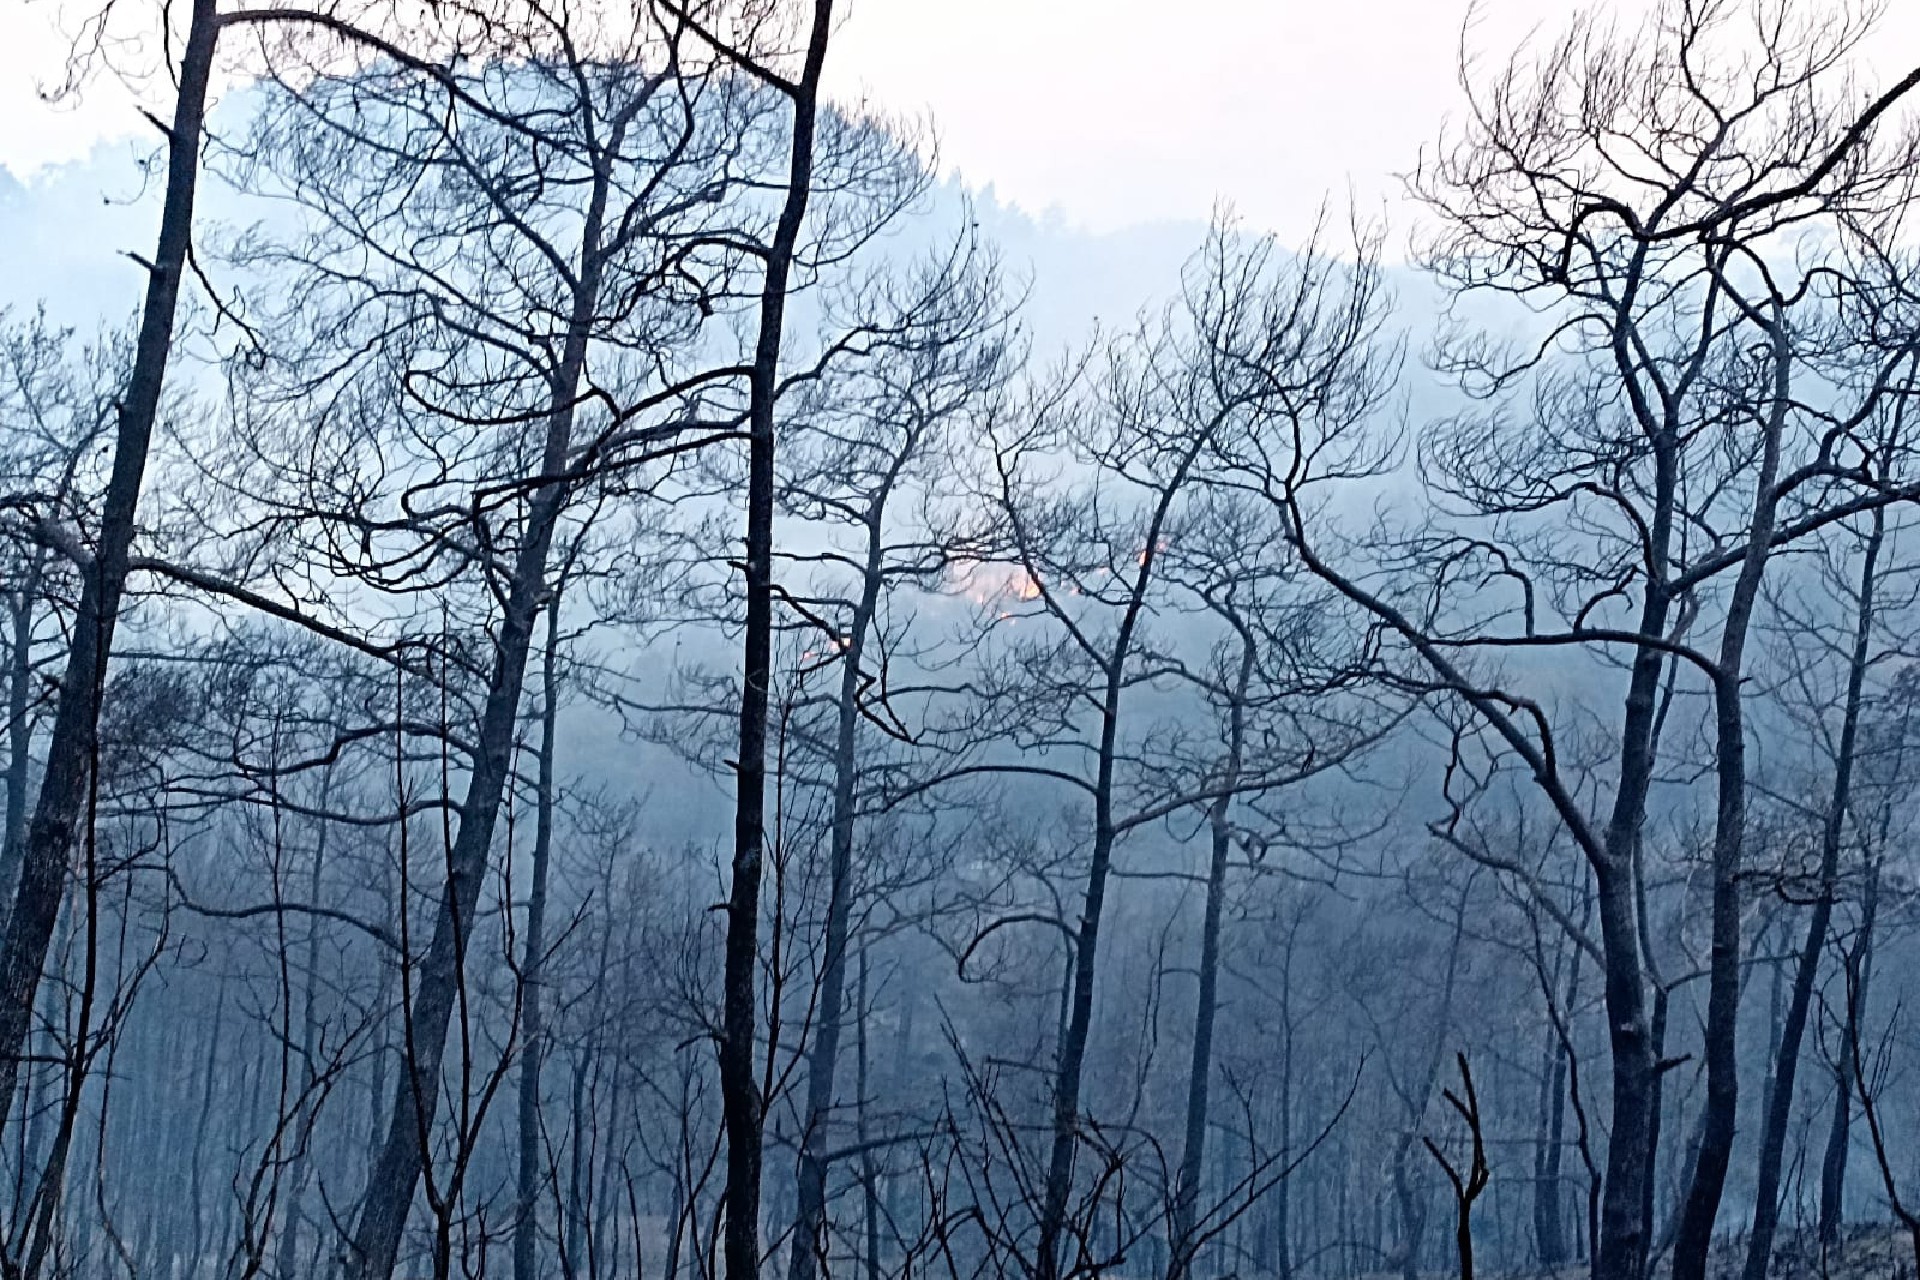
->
1672, 319, 1790, 1280
1033, 440, 1210, 1280
788, 481, 894, 1280
0, 0, 219, 1135
593, 1059, 626, 1275
1819, 851, 1877, 1253
1035, 745, 1120, 1280
1388, 896, 1468, 1280
366, 857, 395, 1164
857, 950, 881, 1280
1393, 1154, 1426, 1280
1214, 1126, 1232, 1277
1636, 966, 1671, 1270
569, 882, 618, 1280
1168, 637, 1254, 1280
515, 604, 564, 1280
278, 784, 333, 1280
344, 151, 613, 1280
1817, 1046, 1852, 1253
1274, 943, 1295, 1280
720, 12, 834, 1280
0, 566, 41, 913
22, 1089, 77, 1280
1596, 782, 1661, 1280
567, 1045, 591, 1275
1742, 507, 1882, 1280
187, 981, 228, 1270
1626, 782, 1671, 1271
1534, 948, 1570, 1272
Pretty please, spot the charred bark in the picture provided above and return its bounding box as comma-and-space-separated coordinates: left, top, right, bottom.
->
514, 604, 564, 1280
1167, 635, 1255, 1280
719, 10, 835, 1280
1742, 507, 1882, 1280
0, 0, 219, 1133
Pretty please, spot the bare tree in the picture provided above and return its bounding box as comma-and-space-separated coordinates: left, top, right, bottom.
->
205, 9, 791, 1271
0, 0, 222, 1144
1217, 8, 1920, 1278
1741, 393, 1917, 1278
779, 238, 1017, 1280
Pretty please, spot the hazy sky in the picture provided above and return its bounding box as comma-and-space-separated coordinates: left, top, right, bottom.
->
4, 1, 1919, 241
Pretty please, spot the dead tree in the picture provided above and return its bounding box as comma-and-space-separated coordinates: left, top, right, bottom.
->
1844, 930, 1920, 1276
1156, 489, 1390, 1280
0, 0, 472, 1155
513, 591, 568, 1280
1742, 404, 1913, 1279
210, 12, 787, 1272
655, 10, 851, 1280
1209, 8, 1920, 1277
779, 240, 1016, 1280
0, 311, 118, 913
936, 224, 1389, 1280
1421, 1054, 1488, 1280
0, 0, 221, 1144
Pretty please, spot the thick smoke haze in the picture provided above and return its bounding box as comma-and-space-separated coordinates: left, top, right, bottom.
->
2, 5, 1920, 1280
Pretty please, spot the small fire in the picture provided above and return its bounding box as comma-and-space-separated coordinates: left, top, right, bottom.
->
951, 559, 1044, 607
799, 636, 849, 664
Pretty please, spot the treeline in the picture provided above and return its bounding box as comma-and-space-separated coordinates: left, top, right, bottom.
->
5, 3, 1920, 1280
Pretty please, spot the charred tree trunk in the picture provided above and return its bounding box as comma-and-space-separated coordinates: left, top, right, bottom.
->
277, 783, 333, 1279
787, 462, 896, 1280
1168, 635, 1255, 1280
720, 11, 834, 1280
0, 0, 218, 1133
1033, 688, 1122, 1280
1742, 506, 1881, 1280
567, 1044, 591, 1275
857, 949, 881, 1280
0, 562, 41, 912
514, 604, 564, 1280
1820, 852, 1879, 1251
343, 145, 613, 1280
1638, 914, 1671, 1271
1533, 943, 1572, 1273
1672, 317, 1790, 1280
1274, 940, 1296, 1280
1031, 411, 1216, 1280
1596, 651, 1669, 1280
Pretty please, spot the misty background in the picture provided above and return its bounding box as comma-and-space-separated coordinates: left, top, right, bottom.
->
3, 4, 1920, 1280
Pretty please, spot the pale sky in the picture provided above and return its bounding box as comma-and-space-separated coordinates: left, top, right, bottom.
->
4, 1, 1919, 241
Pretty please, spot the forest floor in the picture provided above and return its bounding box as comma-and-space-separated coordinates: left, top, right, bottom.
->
1652, 1226, 1914, 1279
1369, 1225, 1918, 1279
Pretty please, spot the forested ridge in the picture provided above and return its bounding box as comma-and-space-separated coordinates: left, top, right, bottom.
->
4, 3, 1920, 1279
